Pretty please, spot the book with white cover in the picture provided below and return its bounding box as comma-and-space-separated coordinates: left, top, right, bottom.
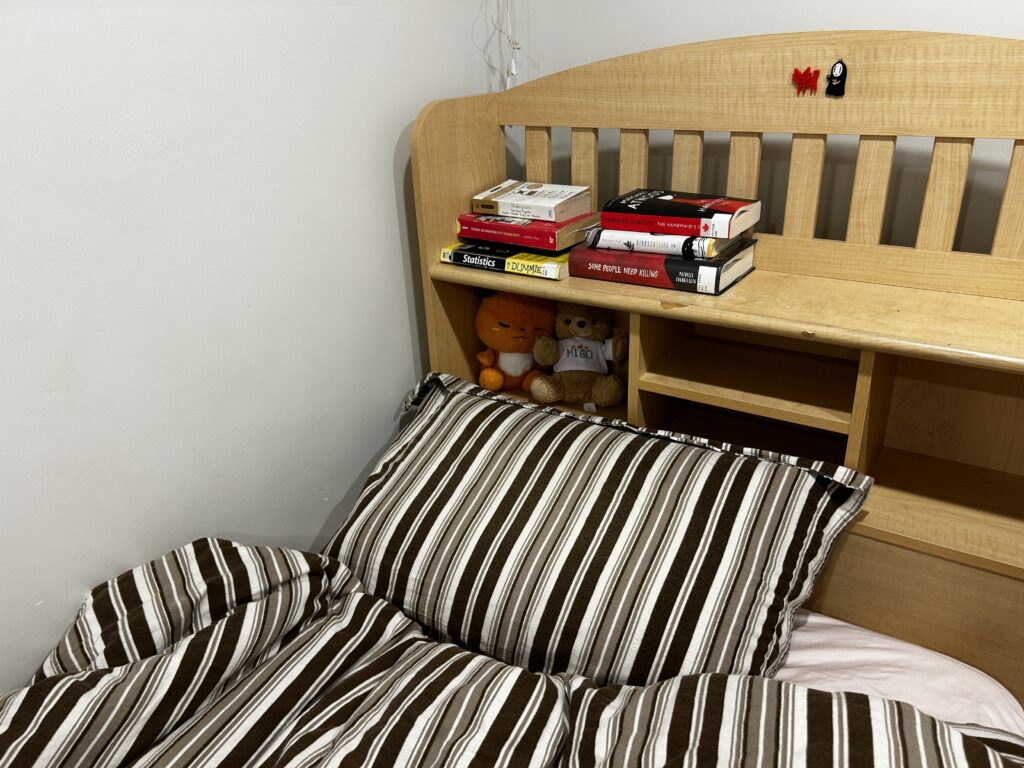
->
471, 179, 592, 222
585, 227, 739, 260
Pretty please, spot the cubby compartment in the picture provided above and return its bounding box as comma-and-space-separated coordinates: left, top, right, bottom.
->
853, 356, 1024, 579
634, 317, 860, 434
637, 391, 849, 465
429, 281, 631, 419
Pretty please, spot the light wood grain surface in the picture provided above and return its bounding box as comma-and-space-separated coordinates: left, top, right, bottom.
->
844, 350, 896, 469
495, 31, 1024, 138
571, 127, 600, 203
992, 139, 1024, 259
429, 264, 1024, 374
752, 234, 1024, 301
782, 134, 826, 238
638, 336, 857, 432
846, 136, 895, 245
856, 448, 1024, 578
726, 132, 762, 200
618, 128, 649, 194
885, 357, 1024, 474
916, 137, 974, 252
671, 131, 704, 191
525, 125, 552, 183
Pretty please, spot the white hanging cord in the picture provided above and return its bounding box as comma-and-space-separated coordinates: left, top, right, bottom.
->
502, 0, 521, 90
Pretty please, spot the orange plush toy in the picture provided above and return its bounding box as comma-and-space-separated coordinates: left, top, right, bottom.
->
475, 291, 556, 393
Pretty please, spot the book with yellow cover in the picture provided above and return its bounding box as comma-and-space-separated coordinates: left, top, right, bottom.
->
440, 242, 570, 281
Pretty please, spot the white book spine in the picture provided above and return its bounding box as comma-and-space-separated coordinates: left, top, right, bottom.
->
589, 229, 729, 259
501, 201, 558, 221
595, 230, 684, 255
706, 213, 733, 239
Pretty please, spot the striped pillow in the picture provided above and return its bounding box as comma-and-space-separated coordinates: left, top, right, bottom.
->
326, 373, 872, 686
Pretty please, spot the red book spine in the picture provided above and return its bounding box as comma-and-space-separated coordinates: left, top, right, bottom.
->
456, 217, 556, 249
568, 247, 676, 289
599, 212, 704, 236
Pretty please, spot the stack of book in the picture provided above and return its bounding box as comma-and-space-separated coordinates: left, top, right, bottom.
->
441, 180, 598, 281
568, 189, 761, 295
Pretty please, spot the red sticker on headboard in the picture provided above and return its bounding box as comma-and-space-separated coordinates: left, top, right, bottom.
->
792, 66, 820, 96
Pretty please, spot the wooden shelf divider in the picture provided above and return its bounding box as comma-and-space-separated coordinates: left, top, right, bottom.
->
638, 336, 858, 433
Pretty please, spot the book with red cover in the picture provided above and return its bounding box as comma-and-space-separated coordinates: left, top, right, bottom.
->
568, 239, 756, 295
456, 211, 598, 251
600, 189, 761, 238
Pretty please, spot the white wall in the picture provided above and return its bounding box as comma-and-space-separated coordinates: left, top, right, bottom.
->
0, 0, 499, 693
514, 0, 1024, 81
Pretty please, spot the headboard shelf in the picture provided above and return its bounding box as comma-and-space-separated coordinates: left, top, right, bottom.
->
430, 263, 1024, 375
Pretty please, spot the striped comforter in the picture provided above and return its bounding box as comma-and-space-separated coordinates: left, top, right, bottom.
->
1, 539, 1022, 767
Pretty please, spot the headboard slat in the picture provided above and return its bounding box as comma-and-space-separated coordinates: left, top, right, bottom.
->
570, 127, 600, 204
726, 132, 763, 201
525, 125, 553, 183
847, 135, 896, 246
916, 137, 974, 252
783, 134, 827, 238
671, 130, 704, 192
619, 128, 650, 194
992, 139, 1024, 260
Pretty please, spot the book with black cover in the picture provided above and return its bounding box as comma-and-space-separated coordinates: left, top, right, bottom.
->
569, 238, 756, 295
600, 189, 761, 239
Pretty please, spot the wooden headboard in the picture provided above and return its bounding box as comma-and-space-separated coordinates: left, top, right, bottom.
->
410, 31, 1024, 701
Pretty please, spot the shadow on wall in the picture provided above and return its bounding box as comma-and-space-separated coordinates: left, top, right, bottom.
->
311, 432, 388, 552
311, 389, 424, 552
395, 121, 429, 376
508, 129, 1013, 254
300, 123, 427, 553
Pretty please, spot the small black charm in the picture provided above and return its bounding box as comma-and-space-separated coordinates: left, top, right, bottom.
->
825, 59, 847, 97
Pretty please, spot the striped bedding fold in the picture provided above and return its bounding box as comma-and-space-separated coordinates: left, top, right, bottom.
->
1, 538, 1022, 767
564, 673, 1024, 767
0, 539, 566, 768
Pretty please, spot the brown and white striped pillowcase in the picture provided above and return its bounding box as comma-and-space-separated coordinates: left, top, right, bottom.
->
325, 373, 873, 686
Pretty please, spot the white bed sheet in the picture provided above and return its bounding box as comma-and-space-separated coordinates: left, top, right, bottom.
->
778, 609, 1024, 736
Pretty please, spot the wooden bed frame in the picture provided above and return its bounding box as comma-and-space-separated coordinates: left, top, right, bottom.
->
410, 31, 1024, 702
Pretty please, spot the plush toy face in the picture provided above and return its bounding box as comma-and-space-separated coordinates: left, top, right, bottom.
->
555, 302, 612, 341
475, 292, 556, 353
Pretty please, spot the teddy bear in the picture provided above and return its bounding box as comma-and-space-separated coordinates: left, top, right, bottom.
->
475, 291, 556, 393
530, 302, 627, 408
